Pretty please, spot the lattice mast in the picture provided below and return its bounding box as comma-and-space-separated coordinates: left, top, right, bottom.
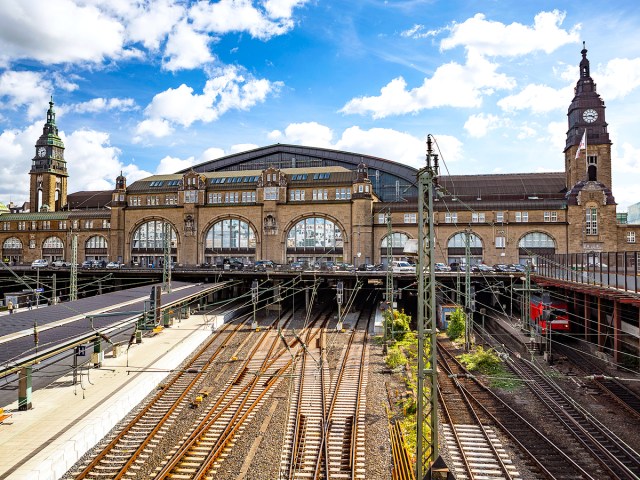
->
162, 222, 172, 293
385, 208, 394, 345
416, 135, 439, 477
70, 234, 78, 301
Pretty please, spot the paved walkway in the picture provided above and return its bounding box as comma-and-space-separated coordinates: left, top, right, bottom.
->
0, 313, 214, 480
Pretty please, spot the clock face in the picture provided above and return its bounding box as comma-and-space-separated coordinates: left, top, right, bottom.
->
37, 147, 46, 157
583, 109, 598, 123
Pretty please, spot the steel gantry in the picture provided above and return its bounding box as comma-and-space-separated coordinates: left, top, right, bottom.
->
416, 135, 439, 478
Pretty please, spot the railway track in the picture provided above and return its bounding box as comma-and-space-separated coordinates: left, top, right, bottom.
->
281, 291, 372, 479
507, 356, 640, 480
554, 342, 640, 421
73, 310, 254, 479
438, 338, 599, 480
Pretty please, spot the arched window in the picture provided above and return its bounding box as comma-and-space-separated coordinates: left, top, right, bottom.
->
380, 232, 411, 265
43, 236, 64, 249
42, 236, 64, 262
131, 221, 177, 268
86, 235, 108, 249
3, 237, 22, 249
518, 232, 556, 265
447, 232, 483, 264
204, 219, 256, 265
286, 217, 344, 264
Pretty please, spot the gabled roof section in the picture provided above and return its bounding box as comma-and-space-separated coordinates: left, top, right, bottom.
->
438, 172, 567, 201
66, 190, 113, 210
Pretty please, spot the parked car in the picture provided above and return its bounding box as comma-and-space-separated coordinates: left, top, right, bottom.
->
510, 263, 526, 272
320, 261, 338, 271
434, 262, 451, 272
253, 260, 275, 271
51, 259, 71, 268
493, 264, 516, 272
105, 261, 123, 269
449, 262, 467, 272
473, 264, 495, 273
357, 263, 377, 271
392, 260, 416, 274
81, 260, 96, 269
289, 261, 304, 271
336, 262, 355, 271
31, 259, 49, 269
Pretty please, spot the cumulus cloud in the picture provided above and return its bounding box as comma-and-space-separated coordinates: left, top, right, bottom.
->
189, 0, 301, 40
163, 21, 214, 72
498, 83, 574, 114
133, 118, 174, 142
68, 97, 137, 114
200, 147, 226, 162
441, 10, 580, 56
0, 0, 126, 66
155, 155, 196, 174
341, 53, 514, 118
125, 0, 186, 51
546, 121, 567, 152
0, 70, 53, 119
136, 66, 281, 139
264, 121, 464, 169
594, 57, 640, 101
464, 113, 501, 138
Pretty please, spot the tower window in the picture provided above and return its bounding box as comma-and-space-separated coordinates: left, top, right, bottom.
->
586, 207, 598, 235
587, 155, 597, 165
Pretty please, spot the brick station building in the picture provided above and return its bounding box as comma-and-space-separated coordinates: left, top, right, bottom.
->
1, 46, 639, 269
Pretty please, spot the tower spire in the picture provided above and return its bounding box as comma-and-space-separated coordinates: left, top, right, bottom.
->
580, 41, 590, 78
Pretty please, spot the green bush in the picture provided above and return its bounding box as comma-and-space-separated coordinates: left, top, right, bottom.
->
447, 308, 466, 341
385, 349, 408, 369
458, 346, 502, 375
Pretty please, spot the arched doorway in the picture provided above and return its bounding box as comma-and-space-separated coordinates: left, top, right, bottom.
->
203, 218, 257, 266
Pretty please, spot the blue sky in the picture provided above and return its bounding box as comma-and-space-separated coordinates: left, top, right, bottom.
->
1, 0, 640, 209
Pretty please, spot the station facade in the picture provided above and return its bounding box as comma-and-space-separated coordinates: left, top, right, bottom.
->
1, 47, 639, 268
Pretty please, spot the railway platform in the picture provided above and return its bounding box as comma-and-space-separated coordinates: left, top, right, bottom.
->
0, 311, 214, 480
484, 312, 538, 353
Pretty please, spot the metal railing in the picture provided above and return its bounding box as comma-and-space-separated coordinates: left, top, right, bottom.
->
536, 251, 640, 294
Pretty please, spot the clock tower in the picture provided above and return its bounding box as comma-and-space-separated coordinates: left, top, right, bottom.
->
564, 43, 612, 189
29, 97, 68, 212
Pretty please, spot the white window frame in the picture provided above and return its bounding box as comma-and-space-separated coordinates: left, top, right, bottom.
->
495, 211, 504, 223
404, 213, 417, 224
184, 190, 198, 203
495, 236, 506, 248
586, 207, 598, 235
627, 231, 636, 243
445, 212, 457, 224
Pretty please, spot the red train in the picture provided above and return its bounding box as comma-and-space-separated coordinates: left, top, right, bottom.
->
530, 295, 570, 333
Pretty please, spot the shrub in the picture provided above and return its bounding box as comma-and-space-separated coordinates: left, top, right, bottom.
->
385, 349, 408, 369
447, 308, 466, 341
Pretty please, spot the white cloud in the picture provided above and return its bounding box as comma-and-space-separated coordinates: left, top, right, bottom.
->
133, 118, 174, 142
139, 66, 281, 133
125, 0, 186, 51
546, 121, 566, 152
155, 155, 196, 174
163, 21, 214, 72
341, 53, 514, 118
517, 125, 537, 140
69, 97, 137, 114
613, 142, 640, 174
400, 24, 444, 39
279, 122, 333, 147
230, 143, 259, 153
189, 0, 297, 40
0, 0, 126, 66
268, 129, 282, 140
263, 0, 308, 19
0, 70, 52, 119
595, 57, 640, 101
200, 147, 226, 162
53, 72, 79, 92
464, 113, 501, 138
498, 83, 574, 114
0, 124, 37, 203
441, 10, 580, 57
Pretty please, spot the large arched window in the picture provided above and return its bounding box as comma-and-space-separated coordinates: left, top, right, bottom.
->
447, 232, 483, 264
286, 217, 343, 264
85, 235, 108, 261
43, 236, 64, 262
131, 220, 177, 268
380, 232, 411, 265
204, 219, 256, 265
2, 237, 23, 264
518, 232, 556, 264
